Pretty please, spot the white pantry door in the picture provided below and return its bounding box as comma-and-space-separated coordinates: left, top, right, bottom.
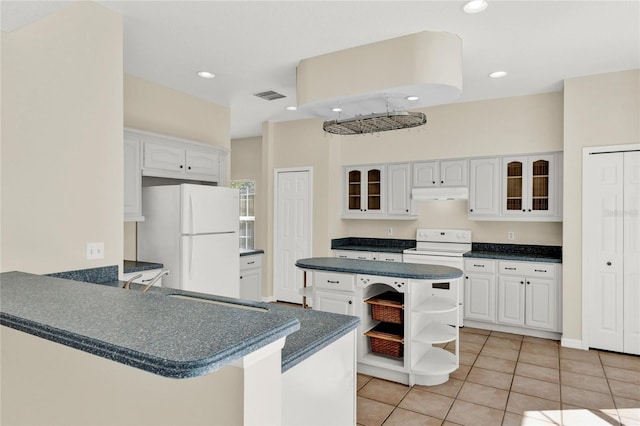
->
584, 146, 640, 355
274, 169, 312, 303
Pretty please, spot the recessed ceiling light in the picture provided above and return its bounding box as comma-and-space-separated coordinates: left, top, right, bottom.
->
197, 71, 215, 79
489, 71, 507, 78
463, 0, 488, 14
285, 106, 297, 111
332, 107, 343, 112
405, 96, 419, 101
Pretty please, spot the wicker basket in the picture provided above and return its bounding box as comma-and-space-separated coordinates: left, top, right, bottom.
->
365, 291, 404, 324
365, 323, 404, 358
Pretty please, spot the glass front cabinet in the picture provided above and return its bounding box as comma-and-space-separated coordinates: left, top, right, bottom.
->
344, 165, 385, 218
501, 154, 558, 218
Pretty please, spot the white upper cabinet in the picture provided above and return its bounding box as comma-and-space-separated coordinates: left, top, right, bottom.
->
124, 132, 144, 222
343, 165, 385, 218
413, 160, 468, 187
501, 153, 559, 219
125, 128, 228, 185
144, 138, 221, 182
387, 163, 415, 217
468, 158, 500, 218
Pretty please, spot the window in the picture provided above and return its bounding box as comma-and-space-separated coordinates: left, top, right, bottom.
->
231, 180, 255, 250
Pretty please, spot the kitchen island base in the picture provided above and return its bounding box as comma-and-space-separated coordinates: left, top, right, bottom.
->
1, 326, 284, 426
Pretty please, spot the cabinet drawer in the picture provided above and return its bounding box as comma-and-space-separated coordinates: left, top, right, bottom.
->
499, 261, 555, 278
375, 252, 403, 262
464, 259, 496, 273
240, 254, 262, 270
314, 271, 355, 292
333, 250, 373, 260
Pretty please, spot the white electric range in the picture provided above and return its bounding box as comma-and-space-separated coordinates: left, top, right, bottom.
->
403, 228, 472, 325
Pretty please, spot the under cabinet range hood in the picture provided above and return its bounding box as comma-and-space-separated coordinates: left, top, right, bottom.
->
411, 187, 469, 201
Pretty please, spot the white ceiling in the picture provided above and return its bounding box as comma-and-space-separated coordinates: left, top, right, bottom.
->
2, 1, 639, 139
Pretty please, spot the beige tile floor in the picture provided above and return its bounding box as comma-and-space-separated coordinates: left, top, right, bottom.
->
357, 327, 640, 426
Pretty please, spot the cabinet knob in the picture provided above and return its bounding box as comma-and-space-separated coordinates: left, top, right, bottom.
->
179, 165, 184, 169
470, 209, 474, 212
432, 181, 436, 184
520, 281, 524, 285
188, 166, 192, 170
406, 209, 409, 212
465, 276, 469, 279
607, 261, 612, 266
522, 209, 526, 212
240, 276, 243, 279
528, 209, 532, 212
348, 300, 352, 305
441, 180, 444, 184
527, 281, 531, 285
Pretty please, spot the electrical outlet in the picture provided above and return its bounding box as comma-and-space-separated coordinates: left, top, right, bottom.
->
86, 242, 104, 260
508, 232, 515, 241
387, 227, 393, 236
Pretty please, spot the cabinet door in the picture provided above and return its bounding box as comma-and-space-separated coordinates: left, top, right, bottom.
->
468, 158, 500, 217
502, 156, 527, 216
413, 161, 439, 187
464, 273, 496, 323
525, 277, 557, 331
314, 290, 354, 315
497, 276, 525, 326
239, 269, 262, 302
387, 163, 413, 215
345, 168, 363, 213
440, 160, 468, 187
365, 167, 383, 213
124, 135, 143, 221
144, 139, 185, 173
186, 148, 220, 178
527, 154, 556, 217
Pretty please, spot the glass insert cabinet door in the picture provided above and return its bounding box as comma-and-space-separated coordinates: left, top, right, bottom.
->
345, 166, 384, 213
503, 155, 553, 215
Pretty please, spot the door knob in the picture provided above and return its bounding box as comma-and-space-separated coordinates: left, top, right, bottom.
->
607, 262, 612, 266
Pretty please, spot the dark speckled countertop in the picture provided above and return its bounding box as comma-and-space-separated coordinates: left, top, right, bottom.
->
0, 271, 358, 378
331, 237, 415, 254
296, 257, 463, 279
464, 243, 562, 263
123, 260, 164, 273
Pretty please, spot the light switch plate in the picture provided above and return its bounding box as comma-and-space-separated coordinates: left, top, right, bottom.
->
86, 242, 104, 260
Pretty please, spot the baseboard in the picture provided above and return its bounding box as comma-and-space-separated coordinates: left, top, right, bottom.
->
561, 337, 586, 350
262, 295, 276, 303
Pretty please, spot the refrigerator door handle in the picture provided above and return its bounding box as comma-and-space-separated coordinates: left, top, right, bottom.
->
185, 236, 194, 280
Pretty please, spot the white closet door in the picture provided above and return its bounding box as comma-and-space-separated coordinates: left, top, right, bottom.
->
585, 152, 625, 352
623, 151, 640, 355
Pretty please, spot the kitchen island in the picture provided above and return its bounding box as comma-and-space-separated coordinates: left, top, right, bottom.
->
296, 257, 464, 386
0, 271, 358, 425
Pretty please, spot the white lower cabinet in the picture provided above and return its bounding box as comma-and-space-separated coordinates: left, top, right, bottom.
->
464, 259, 496, 323
313, 271, 355, 315
497, 261, 559, 332
239, 254, 262, 302
332, 250, 402, 262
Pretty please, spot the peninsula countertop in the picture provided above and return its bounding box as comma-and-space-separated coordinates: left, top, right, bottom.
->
296, 257, 463, 279
0, 271, 358, 378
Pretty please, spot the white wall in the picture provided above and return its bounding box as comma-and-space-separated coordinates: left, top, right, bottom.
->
1, 2, 123, 274
562, 69, 640, 342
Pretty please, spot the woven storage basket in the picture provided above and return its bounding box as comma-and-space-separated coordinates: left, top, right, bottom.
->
364, 323, 404, 358
365, 291, 404, 324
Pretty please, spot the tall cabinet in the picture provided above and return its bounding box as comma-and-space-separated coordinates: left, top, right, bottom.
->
344, 165, 385, 217
584, 147, 640, 355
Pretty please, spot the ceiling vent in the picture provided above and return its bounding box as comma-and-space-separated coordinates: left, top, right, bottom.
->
253, 90, 286, 101
323, 111, 426, 135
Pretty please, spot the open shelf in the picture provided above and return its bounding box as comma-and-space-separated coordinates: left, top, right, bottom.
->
413, 296, 457, 313
413, 321, 457, 344
412, 347, 458, 375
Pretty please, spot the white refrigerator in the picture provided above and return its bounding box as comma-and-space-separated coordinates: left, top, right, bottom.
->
137, 184, 240, 298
